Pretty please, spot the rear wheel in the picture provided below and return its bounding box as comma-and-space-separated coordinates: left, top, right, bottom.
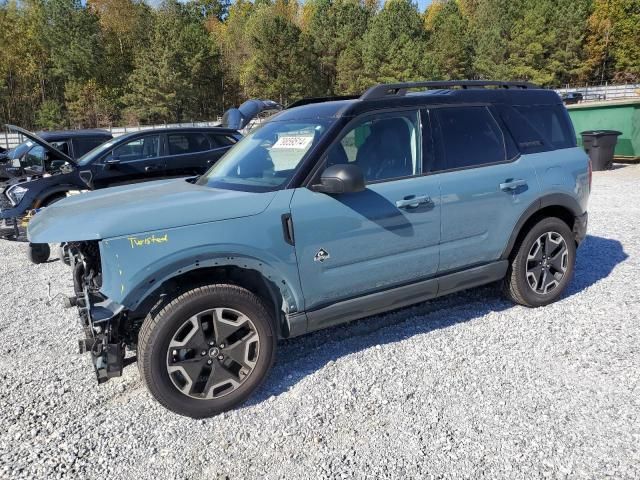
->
503, 217, 576, 307
138, 284, 276, 418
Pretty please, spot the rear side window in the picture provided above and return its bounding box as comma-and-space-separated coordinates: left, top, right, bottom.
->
167, 133, 210, 155
512, 105, 575, 149
434, 106, 507, 170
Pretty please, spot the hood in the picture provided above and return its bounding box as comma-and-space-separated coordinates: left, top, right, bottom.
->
221, 99, 283, 130
5, 124, 75, 164
28, 178, 277, 242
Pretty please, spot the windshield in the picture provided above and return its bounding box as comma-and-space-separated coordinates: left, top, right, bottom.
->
76, 138, 118, 166
196, 120, 330, 192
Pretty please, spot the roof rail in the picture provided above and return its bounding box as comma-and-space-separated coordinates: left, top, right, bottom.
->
360, 80, 540, 101
287, 95, 360, 109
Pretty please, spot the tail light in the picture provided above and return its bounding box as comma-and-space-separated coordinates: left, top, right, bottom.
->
588, 158, 593, 191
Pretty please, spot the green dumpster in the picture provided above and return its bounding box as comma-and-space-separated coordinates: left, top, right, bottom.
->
566, 99, 640, 161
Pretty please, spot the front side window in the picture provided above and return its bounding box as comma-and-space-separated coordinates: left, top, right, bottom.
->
197, 120, 329, 192
112, 135, 160, 162
327, 110, 421, 183
434, 106, 507, 170
167, 133, 210, 155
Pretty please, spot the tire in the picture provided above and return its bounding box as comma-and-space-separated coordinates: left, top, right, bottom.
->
503, 217, 576, 307
27, 243, 51, 264
138, 284, 276, 418
42, 195, 65, 207
26, 196, 65, 265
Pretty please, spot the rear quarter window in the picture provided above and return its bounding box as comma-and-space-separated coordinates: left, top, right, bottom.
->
209, 134, 238, 148
512, 105, 575, 150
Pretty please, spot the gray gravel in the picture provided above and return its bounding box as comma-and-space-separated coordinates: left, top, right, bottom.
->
1, 165, 639, 479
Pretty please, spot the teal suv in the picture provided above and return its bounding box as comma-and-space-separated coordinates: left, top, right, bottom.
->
29, 81, 590, 418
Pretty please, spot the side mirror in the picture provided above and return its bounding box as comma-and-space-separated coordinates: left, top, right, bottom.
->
312, 164, 365, 194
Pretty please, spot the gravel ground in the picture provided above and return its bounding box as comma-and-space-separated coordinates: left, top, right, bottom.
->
1, 165, 639, 480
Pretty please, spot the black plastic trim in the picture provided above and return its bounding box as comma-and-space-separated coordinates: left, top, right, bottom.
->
361, 81, 539, 100
281, 213, 295, 245
500, 193, 585, 260
573, 211, 588, 245
302, 261, 508, 334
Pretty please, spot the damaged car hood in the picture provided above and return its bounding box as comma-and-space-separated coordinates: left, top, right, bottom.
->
28, 178, 277, 242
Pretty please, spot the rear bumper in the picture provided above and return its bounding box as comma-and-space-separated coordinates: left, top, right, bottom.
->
574, 212, 588, 245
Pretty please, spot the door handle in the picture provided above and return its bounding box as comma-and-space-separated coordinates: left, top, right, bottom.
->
145, 165, 160, 172
396, 195, 432, 209
500, 179, 527, 191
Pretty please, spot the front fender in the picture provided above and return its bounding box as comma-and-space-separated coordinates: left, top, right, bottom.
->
99, 196, 303, 315
101, 241, 303, 314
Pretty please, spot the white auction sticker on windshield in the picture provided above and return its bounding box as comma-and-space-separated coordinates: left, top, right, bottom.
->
272, 136, 314, 150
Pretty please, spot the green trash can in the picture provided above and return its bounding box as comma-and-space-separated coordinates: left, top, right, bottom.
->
580, 130, 622, 171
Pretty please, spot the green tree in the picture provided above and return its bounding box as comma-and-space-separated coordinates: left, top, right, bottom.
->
360, 0, 434, 85
65, 80, 115, 128
35, 99, 65, 129
425, 0, 473, 80
303, 0, 373, 95
124, 0, 222, 123
585, 0, 640, 83
243, 6, 317, 104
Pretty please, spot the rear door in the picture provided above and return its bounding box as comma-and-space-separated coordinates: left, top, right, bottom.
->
92, 133, 165, 188
431, 105, 540, 272
164, 131, 216, 177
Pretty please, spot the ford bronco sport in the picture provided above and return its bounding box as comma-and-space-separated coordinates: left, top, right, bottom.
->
28, 81, 590, 418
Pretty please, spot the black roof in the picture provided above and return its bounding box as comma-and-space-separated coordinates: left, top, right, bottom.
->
113, 126, 240, 141
277, 81, 562, 121
35, 129, 113, 140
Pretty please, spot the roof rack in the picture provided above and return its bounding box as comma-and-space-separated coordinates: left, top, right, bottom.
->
360, 80, 540, 101
287, 95, 360, 109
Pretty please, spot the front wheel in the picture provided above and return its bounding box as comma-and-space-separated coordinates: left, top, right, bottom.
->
27, 243, 51, 264
138, 284, 276, 418
503, 217, 576, 307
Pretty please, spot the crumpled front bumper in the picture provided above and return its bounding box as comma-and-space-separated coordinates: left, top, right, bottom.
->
73, 275, 127, 384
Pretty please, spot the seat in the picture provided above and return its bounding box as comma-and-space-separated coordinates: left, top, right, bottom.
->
356, 118, 413, 182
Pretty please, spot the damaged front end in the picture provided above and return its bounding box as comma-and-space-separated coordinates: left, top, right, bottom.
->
66, 241, 130, 383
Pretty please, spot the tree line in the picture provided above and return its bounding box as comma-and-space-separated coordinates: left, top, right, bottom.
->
1, 0, 638, 130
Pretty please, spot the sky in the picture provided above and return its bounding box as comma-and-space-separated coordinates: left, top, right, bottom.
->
416, 0, 432, 11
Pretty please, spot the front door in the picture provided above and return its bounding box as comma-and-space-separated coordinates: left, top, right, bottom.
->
290, 109, 441, 311
93, 133, 166, 188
